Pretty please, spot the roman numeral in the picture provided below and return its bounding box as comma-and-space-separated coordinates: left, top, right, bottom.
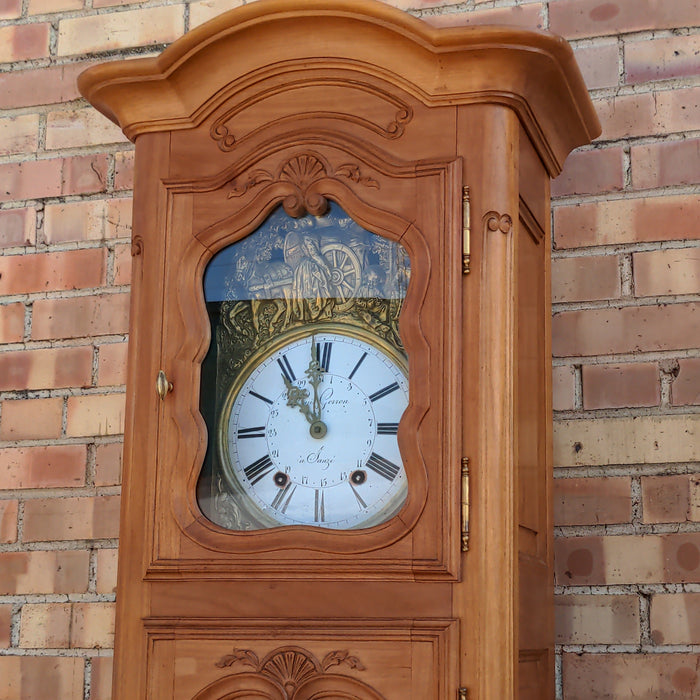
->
314, 489, 325, 522
271, 483, 296, 513
237, 426, 266, 439
244, 454, 273, 485
249, 390, 273, 405
277, 355, 296, 383
316, 341, 332, 372
366, 452, 401, 481
377, 422, 399, 435
350, 483, 367, 510
369, 382, 399, 403
348, 352, 367, 380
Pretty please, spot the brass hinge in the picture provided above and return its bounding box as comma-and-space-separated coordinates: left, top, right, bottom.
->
462, 186, 470, 275
461, 457, 470, 551
458, 688, 469, 700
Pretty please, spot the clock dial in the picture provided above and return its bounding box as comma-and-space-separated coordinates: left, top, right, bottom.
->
220, 330, 408, 529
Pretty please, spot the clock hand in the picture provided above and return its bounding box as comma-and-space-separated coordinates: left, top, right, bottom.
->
282, 375, 315, 424
305, 338, 324, 422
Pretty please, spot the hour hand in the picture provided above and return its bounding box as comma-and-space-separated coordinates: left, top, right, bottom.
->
283, 375, 314, 424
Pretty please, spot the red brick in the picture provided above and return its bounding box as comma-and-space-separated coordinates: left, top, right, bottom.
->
631, 138, 700, 190
89, 656, 113, 700
0, 346, 92, 391
97, 342, 128, 386
0, 397, 63, 440
656, 87, 700, 134
0, 303, 24, 343
70, 602, 115, 648
0, 63, 87, 109
555, 477, 632, 526
594, 92, 656, 140
642, 474, 700, 524
626, 35, 700, 84
594, 87, 700, 140
553, 303, 699, 357
44, 198, 133, 244
552, 365, 576, 412
0, 248, 106, 295
550, 0, 700, 39
0, 114, 39, 157
582, 363, 660, 409
0, 23, 50, 62
45, 107, 127, 150
572, 43, 620, 90
19, 603, 71, 648
57, 6, 184, 56
552, 147, 624, 197
0, 208, 36, 248
113, 243, 132, 286
0, 550, 89, 594
31, 293, 130, 340
28, 0, 82, 14
0, 159, 63, 203
94, 442, 122, 487
0, 656, 84, 700
551, 254, 620, 303
0, 445, 86, 490
22, 495, 121, 542
0, 500, 18, 543
633, 249, 700, 297
0, 0, 22, 19
556, 594, 639, 645
66, 394, 125, 437
61, 154, 108, 195
674, 358, 700, 406
423, 4, 544, 30
562, 652, 700, 699
114, 150, 134, 190
0, 604, 10, 648
554, 194, 700, 248
555, 533, 700, 586
651, 593, 700, 645
95, 548, 118, 594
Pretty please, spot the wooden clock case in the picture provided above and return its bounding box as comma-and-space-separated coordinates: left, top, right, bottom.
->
79, 1, 599, 698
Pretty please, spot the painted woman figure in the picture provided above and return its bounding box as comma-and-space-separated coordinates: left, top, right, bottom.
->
285, 223, 337, 322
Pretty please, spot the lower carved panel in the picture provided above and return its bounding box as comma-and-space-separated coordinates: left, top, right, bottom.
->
144, 619, 458, 700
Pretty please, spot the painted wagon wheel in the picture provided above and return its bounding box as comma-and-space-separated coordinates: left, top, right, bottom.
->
321, 243, 362, 310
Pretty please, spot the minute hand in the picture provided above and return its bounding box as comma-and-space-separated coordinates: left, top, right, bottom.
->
305, 342, 324, 422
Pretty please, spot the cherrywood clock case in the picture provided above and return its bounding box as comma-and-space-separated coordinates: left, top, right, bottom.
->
79, 1, 599, 698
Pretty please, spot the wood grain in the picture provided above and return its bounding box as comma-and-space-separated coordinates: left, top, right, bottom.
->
78, 1, 599, 697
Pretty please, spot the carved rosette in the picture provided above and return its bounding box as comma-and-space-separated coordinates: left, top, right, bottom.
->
228, 153, 379, 218
483, 211, 513, 235
206, 645, 382, 699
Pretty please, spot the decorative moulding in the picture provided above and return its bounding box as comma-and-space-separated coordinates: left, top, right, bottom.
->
77, 0, 600, 176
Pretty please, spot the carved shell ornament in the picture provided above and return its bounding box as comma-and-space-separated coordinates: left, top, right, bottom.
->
194, 645, 384, 699
228, 153, 379, 218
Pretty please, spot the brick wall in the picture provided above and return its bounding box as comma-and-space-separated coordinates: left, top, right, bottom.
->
0, 0, 697, 697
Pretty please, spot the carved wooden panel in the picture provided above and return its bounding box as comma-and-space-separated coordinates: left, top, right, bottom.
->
144, 620, 457, 699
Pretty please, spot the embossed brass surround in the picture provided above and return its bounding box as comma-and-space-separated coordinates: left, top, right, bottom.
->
215, 323, 409, 530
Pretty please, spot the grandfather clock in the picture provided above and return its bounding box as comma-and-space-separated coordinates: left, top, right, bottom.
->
79, 2, 599, 698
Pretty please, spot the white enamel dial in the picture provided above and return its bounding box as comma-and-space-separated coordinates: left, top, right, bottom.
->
222, 330, 408, 529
